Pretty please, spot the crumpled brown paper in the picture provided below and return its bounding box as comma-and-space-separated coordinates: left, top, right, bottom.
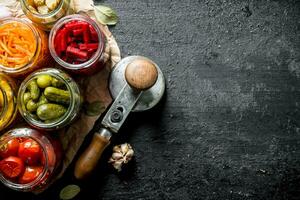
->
0, 0, 121, 192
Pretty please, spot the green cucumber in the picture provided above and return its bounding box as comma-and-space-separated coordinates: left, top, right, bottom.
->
27, 80, 40, 100
51, 78, 65, 88
23, 92, 31, 105
36, 103, 67, 120
36, 74, 53, 88
37, 94, 48, 106
44, 87, 70, 104
26, 99, 38, 112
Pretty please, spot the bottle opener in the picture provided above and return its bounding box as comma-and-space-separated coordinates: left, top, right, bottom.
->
74, 56, 165, 179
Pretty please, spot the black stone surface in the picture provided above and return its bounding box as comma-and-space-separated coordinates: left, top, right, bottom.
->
1, 0, 300, 199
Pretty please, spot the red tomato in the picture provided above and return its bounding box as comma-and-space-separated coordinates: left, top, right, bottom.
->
16, 137, 26, 143
0, 138, 20, 158
0, 156, 24, 178
18, 166, 43, 184
18, 139, 42, 165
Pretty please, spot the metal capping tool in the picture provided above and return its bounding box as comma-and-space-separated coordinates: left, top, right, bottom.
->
74, 56, 165, 179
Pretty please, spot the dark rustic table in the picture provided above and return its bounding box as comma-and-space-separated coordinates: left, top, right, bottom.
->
2, 0, 300, 199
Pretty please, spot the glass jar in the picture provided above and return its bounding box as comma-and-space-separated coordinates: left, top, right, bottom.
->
0, 18, 51, 78
0, 127, 62, 192
20, 0, 70, 31
49, 14, 106, 75
17, 68, 81, 130
0, 73, 18, 132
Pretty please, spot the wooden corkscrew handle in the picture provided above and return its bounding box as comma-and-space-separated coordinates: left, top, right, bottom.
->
74, 128, 112, 180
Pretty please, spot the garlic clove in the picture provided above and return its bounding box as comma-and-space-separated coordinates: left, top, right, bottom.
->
45, 0, 59, 11
113, 160, 123, 172
28, 5, 38, 14
111, 152, 123, 160
125, 149, 134, 157
34, 0, 45, 7
113, 145, 121, 153
37, 5, 49, 14
120, 143, 129, 154
26, 0, 35, 7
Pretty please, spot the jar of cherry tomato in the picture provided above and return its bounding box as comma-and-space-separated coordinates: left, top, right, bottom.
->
20, 0, 70, 31
17, 68, 82, 130
49, 14, 106, 75
0, 128, 62, 192
0, 18, 51, 77
0, 73, 18, 132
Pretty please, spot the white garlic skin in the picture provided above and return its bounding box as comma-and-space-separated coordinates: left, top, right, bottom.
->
109, 143, 134, 172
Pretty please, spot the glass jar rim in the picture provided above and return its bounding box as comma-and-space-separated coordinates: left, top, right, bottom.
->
20, 0, 65, 18
0, 18, 40, 74
17, 68, 79, 129
0, 128, 51, 191
0, 73, 17, 131
0, 86, 8, 120
49, 14, 105, 70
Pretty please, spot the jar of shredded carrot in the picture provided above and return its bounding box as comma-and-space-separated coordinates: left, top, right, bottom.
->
0, 73, 18, 132
0, 18, 52, 77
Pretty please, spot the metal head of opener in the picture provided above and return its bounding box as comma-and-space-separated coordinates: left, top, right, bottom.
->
101, 56, 165, 133
109, 56, 165, 112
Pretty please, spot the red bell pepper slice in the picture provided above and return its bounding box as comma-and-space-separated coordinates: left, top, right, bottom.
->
79, 43, 98, 51
65, 21, 89, 30
66, 46, 88, 60
73, 29, 83, 36
83, 24, 90, 44
89, 25, 98, 42
59, 28, 68, 52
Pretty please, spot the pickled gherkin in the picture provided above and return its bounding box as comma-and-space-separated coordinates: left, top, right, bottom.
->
44, 87, 70, 104
22, 74, 71, 122
51, 77, 64, 88
26, 99, 38, 112
37, 103, 67, 120
37, 94, 48, 106
27, 80, 40, 100
36, 74, 52, 88
23, 92, 31, 105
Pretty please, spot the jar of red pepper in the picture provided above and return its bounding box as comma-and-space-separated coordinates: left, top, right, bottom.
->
49, 14, 106, 75
0, 128, 62, 192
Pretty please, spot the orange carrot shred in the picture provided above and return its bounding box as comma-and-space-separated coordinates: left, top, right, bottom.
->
0, 21, 37, 68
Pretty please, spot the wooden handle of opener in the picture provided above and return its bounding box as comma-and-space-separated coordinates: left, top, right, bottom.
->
74, 130, 111, 180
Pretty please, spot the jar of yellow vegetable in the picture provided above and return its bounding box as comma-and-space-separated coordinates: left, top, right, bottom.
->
0, 73, 18, 132
0, 18, 51, 77
17, 68, 82, 130
20, 0, 70, 31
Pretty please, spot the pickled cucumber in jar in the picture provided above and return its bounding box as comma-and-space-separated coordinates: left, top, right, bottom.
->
22, 73, 70, 123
